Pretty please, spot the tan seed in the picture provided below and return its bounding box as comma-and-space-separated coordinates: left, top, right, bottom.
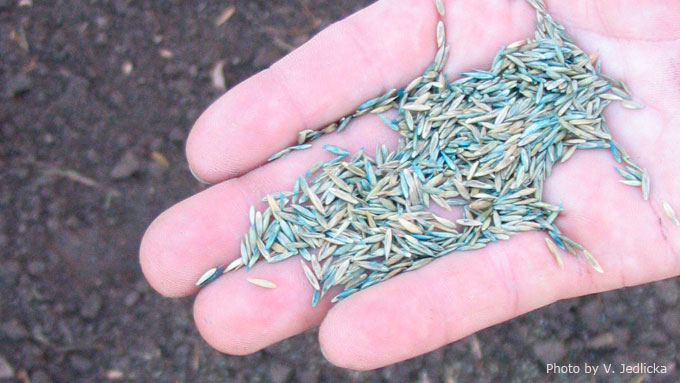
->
662, 200, 680, 226
247, 278, 277, 289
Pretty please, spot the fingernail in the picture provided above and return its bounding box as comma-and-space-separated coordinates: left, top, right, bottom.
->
320, 347, 331, 363
189, 165, 209, 185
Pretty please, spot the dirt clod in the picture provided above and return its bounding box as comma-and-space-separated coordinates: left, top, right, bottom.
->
110, 150, 140, 180
30, 370, 53, 383
80, 293, 103, 320
5, 73, 32, 97
0, 356, 13, 379
532, 340, 567, 364
1, 320, 29, 341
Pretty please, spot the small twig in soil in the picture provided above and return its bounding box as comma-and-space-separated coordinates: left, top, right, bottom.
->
43, 168, 100, 188
272, 37, 297, 53
10, 25, 29, 52
214, 5, 236, 27
30, 160, 122, 201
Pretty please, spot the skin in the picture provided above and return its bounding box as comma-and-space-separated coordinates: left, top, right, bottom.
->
139, 0, 680, 371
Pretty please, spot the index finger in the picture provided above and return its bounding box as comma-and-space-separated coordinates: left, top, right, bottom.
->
185, 0, 534, 184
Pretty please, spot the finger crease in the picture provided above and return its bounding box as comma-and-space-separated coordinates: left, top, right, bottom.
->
267, 66, 312, 143
344, 16, 391, 95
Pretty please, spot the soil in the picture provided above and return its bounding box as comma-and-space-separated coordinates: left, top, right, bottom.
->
1, 1, 678, 382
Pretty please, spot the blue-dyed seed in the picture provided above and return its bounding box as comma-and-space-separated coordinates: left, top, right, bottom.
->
365, 161, 377, 185
625, 165, 643, 179
337, 116, 352, 133
267, 148, 290, 162
279, 219, 295, 241
412, 164, 425, 182
322, 145, 350, 157
195, 266, 224, 288
357, 96, 381, 111
461, 71, 495, 80
440, 152, 455, 170
609, 143, 622, 163
289, 144, 312, 150
378, 113, 399, 131
269, 251, 296, 263
312, 289, 321, 306
331, 288, 358, 303
548, 231, 566, 250
614, 167, 637, 181
354, 261, 390, 273
299, 247, 312, 262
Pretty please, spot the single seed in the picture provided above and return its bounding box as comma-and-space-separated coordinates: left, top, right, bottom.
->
642, 169, 650, 200
329, 188, 360, 204
582, 250, 604, 273
398, 218, 422, 234
384, 228, 393, 260
621, 100, 644, 110
301, 260, 321, 290
619, 179, 641, 187
456, 219, 483, 227
435, 0, 445, 16
544, 238, 563, 268
662, 200, 680, 226
225, 258, 244, 273
268, 148, 290, 162
436, 21, 445, 48
195, 266, 224, 288
246, 278, 277, 289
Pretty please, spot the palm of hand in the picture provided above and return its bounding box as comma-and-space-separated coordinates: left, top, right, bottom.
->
140, 0, 680, 370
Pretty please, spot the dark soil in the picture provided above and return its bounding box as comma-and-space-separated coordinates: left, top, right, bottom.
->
1, 1, 678, 382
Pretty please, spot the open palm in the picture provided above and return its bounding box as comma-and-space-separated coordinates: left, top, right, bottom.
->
140, 0, 680, 370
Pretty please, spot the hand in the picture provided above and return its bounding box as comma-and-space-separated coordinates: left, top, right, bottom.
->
140, 0, 680, 370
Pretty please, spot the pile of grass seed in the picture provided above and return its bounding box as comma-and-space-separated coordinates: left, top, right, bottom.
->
195, 0, 669, 306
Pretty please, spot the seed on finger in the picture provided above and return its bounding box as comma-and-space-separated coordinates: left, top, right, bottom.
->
195, 266, 224, 288
246, 278, 277, 289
